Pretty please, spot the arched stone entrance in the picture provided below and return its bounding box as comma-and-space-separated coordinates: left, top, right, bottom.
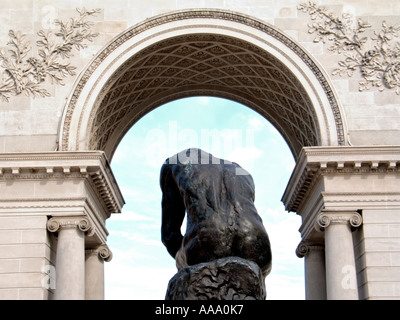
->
0, 4, 398, 301
55, 8, 354, 300
52, 9, 400, 301
59, 9, 346, 161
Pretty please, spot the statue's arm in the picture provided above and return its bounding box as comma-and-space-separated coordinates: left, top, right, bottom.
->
160, 164, 186, 258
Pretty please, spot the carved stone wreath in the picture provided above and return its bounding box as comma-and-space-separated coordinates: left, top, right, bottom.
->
0, 8, 100, 102
299, 1, 400, 95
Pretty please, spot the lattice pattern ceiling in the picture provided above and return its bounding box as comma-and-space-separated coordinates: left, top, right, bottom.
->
89, 34, 319, 158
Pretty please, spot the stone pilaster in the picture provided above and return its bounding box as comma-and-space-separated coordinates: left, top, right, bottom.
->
85, 245, 113, 300
296, 241, 326, 300
47, 216, 94, 300
316, 211, 362, 300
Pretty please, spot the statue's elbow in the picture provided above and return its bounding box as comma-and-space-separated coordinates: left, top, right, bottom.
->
161, 231, 182, 258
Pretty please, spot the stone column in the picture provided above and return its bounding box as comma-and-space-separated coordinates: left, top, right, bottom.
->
85, 245, 113, 300
296, 242, 326, 300
47, 216, 93, 300
316, 212, 362, 300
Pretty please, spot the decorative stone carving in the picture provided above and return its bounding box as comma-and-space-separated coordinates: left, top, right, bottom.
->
98, 245, 113, 262
316, 212, 362, 232
0, 8, 100, 102
296, 241, 324, 258
60, 9, 345, 157
0, 151, 124, 216
88, 34, 319, 157
86, 245, 113, 262
47, 216, 94, 236
299, 1, 400, 94
296, 241, 310, 258
282, 146, 400, 214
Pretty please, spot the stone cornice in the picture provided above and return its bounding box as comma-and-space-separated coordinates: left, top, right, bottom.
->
60, 8, 345, 156
0, 151, 125, 216
282, 146, 400, 213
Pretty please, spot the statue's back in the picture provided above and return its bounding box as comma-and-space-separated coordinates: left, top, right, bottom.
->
161, 148, 272, 277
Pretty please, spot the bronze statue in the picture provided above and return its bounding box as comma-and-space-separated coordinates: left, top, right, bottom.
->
160, 148, 272, 280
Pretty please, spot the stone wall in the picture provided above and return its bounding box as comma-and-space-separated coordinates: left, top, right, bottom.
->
355, 209, 400, 299
0, 214, 54, 299
0, 0, 399, 300
0, 0, 399, 153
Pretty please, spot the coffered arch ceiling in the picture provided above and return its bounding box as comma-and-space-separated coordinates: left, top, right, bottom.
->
61, 10, 346, 161
89, 34, 320, 159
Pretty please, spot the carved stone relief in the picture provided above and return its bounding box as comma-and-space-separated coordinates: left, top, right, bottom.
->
60, 10, 345, 157
0, 8, 100, 102
299, 2, 400, 94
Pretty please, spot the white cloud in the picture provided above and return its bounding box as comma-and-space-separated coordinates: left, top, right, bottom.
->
196, 96, 211, 105
228, 146, 263, 161
286, 161, 295, 173
110, 210, 157, 222
247, 116, 265, 131
105, 262, 176, 300
265, 273, 305, 300
109, 230, 162, 247
105, 97, 305, 300
226, 146, 263, 174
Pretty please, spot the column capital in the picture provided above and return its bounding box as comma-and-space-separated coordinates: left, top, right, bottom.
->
86, 245, 113, 262
47, 216, 95, 236
296, 241, 324, 258
315, 211, 362, 232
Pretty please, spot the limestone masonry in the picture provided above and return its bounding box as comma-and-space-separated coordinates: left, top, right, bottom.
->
0, 0, 399, 299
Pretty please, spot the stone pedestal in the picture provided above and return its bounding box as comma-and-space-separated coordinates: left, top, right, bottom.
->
165, 257, 266, 300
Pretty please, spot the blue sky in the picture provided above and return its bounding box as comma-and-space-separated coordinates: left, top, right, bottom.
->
104, 96, 305, 300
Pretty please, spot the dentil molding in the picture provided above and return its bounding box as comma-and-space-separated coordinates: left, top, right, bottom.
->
0, 151, 125, 216
282, 146, 400, 213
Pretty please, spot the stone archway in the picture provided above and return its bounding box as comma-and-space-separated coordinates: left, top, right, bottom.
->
59, 9, 347, 161
57, 9, 350, 300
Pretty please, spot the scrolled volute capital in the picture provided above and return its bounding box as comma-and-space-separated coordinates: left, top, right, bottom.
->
317, 214, 331, 229
296, 241, 324, 258
78, 218, 95, 236
315, 212, 363, 232
46, 218, 60, 233
296, 241, 309, 258
47, 216, 94, 236
98, 245, 113, 262
86, 245, 113, 262
349, 213, 363, 228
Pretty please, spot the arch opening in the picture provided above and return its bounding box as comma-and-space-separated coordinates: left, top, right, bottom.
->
90, 34, 320, 161
106, 96, 304, 299
60, 9, 346, 162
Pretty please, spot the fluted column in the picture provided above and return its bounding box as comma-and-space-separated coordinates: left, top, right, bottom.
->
47, 216, 93, 300
85, 245, 113, 300
316, 211, 362, 300
296, 242, 326, 300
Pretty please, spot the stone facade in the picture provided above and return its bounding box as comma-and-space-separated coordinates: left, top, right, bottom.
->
284, 146, 400, 299
0, 0, 399, 299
